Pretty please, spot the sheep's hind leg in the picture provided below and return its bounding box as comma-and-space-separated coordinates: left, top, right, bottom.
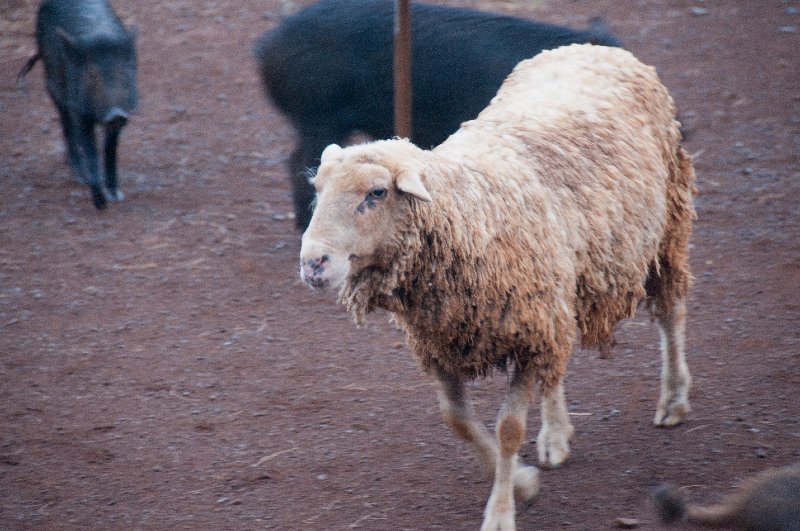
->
653, 297, 691, 426
432, 365, 539, 505
536, 381, 574, 467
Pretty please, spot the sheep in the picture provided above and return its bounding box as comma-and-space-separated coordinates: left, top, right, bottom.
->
299, 43, 696, 530
653, 464, 800, 530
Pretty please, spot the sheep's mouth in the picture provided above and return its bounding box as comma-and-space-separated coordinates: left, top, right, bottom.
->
305, 277, 328, 290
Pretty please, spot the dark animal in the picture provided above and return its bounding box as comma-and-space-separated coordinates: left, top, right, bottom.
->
653, 464, 800, 530
18, 0, 138, 209
253, 0, 621, 230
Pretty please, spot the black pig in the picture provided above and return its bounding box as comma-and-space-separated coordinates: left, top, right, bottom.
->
254, 0, 621, 230
19, 0, 138, 209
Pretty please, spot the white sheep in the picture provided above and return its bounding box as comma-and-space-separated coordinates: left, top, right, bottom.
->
300, 43, 696, 530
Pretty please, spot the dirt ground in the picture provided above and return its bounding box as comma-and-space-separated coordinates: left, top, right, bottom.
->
1, 0, 798, 529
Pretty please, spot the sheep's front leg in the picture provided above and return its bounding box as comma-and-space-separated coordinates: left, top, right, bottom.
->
536, 381, 574, 467
432, 365, 539, 505
480, 365, 538, 531
653, 297, 691, 426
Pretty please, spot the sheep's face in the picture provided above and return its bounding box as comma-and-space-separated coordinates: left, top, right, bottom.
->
300, 141, 431, 291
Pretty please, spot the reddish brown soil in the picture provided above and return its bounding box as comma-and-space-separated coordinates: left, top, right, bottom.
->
1, 0, 799, 529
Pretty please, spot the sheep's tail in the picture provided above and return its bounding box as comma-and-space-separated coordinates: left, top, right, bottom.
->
646, 143, 696, 316
652, 484, 737, 528
16, 52, 40, 87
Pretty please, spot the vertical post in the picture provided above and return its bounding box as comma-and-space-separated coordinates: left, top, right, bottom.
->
393, 0, 412, 139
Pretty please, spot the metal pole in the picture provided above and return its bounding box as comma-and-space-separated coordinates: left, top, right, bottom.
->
393, 0, 412, 139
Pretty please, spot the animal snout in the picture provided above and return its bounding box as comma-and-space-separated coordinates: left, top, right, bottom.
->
300, 237, 348, 290
103, 107, 129, 127
301, 254, 330, 288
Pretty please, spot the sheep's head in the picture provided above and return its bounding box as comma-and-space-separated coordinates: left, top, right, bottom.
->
300, 139, 432, 292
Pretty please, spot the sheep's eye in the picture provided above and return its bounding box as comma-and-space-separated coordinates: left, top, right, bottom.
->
356, 187, 387, 214
368, 188, 387, 200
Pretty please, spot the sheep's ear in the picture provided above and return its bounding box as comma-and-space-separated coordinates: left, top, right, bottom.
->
396, 170, 432, 202
320, 144, 343, 163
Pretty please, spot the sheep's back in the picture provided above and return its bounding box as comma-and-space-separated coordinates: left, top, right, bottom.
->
428, 44, 683, 353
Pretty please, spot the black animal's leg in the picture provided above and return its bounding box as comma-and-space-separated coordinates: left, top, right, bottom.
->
103, 124, 124, 201
75, 115, 107, 209
58, 107, 86, 183
289, 131, 348, 231
288, 143, 317, 231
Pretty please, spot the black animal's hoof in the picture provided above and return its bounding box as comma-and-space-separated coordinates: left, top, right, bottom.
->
108, 189, 125, 202
91, 187, 109, 210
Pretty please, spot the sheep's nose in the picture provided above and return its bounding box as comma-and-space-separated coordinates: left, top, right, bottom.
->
301, 254, 330, 287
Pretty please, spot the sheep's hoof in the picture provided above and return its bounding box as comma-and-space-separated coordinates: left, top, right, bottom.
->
513, 465, 540, 502
536, 424, 574, 467
653, 401, 690, 427
480, 503, 516, 531
480, 515, 515, 531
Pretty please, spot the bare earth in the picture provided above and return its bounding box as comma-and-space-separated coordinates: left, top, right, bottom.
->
1, 0, 799, 529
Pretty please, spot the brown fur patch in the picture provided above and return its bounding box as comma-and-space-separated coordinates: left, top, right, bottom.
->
443, 411, 476, 444
498, 417, 525, 459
